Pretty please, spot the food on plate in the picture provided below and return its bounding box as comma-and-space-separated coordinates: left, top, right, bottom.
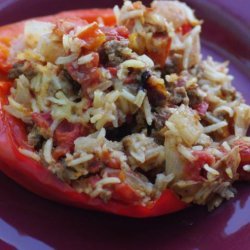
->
0, 0, 249, 217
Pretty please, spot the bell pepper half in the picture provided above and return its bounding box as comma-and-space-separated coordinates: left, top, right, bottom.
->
0, 9, 187, 218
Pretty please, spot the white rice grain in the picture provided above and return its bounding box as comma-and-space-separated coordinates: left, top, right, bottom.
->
43, 138, 54, 164
50, 119, 61, 134
214, 106, 234, 117
183, 36, 192, 69
165, 121, 179, 136
207, 148, 224, 158
47, 96, 67, 105
19, 148, 41, 161
137, 55, 154, 68
95, 177, 121, 187
113, 5, 120, 21
121, 89, 136, 103
203, 164, 220, 176
67, 153, 94, 166
31, 99, 40, 112
178, 144, 196, 162
225, 167, 233, 179
222, 141, 231, 151
91, 177, 121, 197
192, 145, 204, 151
134, 90, 146, 107
206, 112, 223, 124
55, 53, 78, 65
243, 165, 250, 172
121, 59, 145, 69
143, 96, 153, 126
204, 121, 228, 134
78, 53, 94, 65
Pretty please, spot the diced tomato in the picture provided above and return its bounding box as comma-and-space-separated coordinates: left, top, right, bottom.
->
116, 26, 130, 39
185, 151, 216, 181
193, 102, 209, 116
176, 23, 193, 35
107, 67, 117, 77
32, 112, 53, 129
88, 161, 103, 174
70, 66, 100, 89
102, 151, 121, 169
0, 43, 11, 73
0, 81, 11, 95
147, 35, 172, 67
54, 120, 87, 146
88, 175, 102, 187
53, 120, 88, 159
66, 52, 100, 91
106, 157, 121, 169
112, 183, 141, 204
77, 22, 106, 51
101, 26, 129, 41
52, 147, 70, 161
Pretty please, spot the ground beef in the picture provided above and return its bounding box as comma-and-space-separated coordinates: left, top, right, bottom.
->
142, 74, 169, 107
169, 86, 189, 105
154, 105, 172, 130
101, 39, 130, 66
220, 85, 237, 101
8, 61, 36, 80
163, 53, 183, 75
27, 126, 46, 150
187, 88, 203, 107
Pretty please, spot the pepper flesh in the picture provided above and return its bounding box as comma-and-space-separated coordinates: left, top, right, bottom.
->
0, 9, 186, 217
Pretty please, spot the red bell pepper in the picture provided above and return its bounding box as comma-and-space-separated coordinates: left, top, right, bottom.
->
0, 9, 187, 217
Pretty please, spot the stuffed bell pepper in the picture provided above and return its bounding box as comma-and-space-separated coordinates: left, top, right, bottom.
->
0, 1, 249, 217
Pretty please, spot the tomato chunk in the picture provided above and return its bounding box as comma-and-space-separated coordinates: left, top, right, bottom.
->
78, 22, 106, 51
66, 52, 100, 90
32, 112, 53, 129
148, 36, 172, 67
53, 120, 88, 159
112, 183, 141, 204
179, 23, 193, 35
101, 26, 129, 41
185, 151, 216, 181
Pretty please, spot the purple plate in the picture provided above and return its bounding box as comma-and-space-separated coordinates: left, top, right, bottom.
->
0, 0, 249, 249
